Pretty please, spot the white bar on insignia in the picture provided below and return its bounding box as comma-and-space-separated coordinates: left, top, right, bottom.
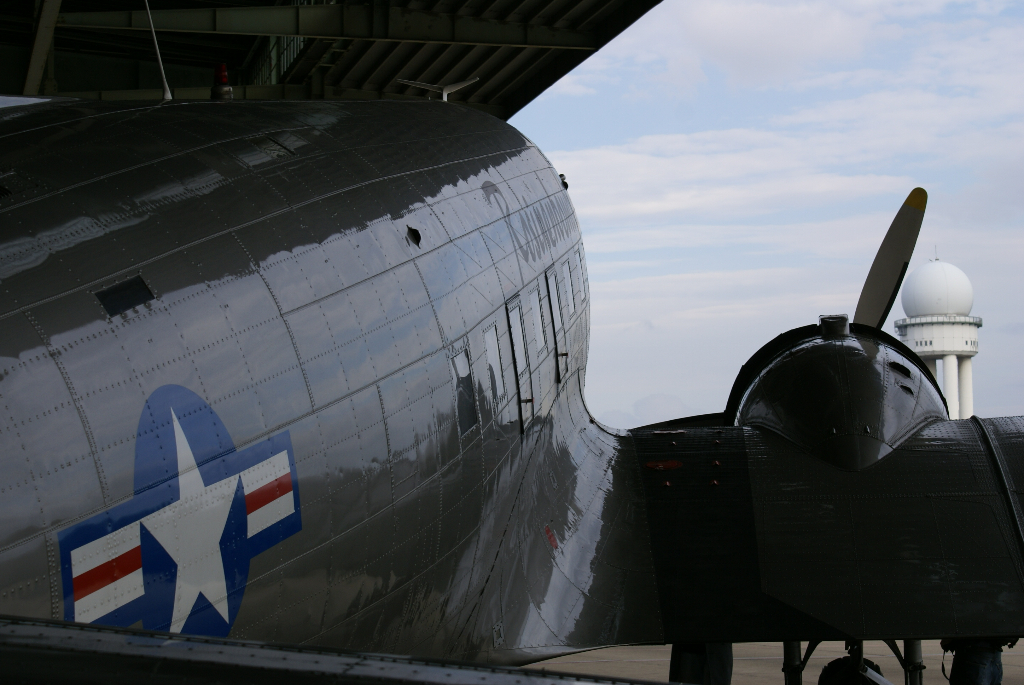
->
75, 568, 145, 624
70, 522, 141, 576
247, 493, 294, 537
239, 451, 291, 494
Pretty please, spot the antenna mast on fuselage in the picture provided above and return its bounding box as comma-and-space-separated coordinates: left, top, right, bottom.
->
143, 0, 172, 100
395, 77, 479, 102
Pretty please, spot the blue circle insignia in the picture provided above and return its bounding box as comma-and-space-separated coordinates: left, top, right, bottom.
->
57, 385, 302, 635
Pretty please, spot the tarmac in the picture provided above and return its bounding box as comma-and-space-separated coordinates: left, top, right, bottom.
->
524, 641, 1024, 685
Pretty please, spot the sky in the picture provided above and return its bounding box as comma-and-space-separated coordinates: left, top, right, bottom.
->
509, 0, 1024, 428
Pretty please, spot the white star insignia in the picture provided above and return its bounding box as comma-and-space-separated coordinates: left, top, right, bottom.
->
142, 410, 237, 633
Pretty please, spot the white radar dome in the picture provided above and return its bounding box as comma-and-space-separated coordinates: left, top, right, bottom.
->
901, 260, 974, 317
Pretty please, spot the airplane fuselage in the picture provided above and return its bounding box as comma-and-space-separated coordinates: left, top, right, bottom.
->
3, 98, 1024, 667
0, 98, 661, 662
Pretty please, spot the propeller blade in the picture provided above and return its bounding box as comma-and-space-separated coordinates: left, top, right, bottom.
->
852, 187, 928, 329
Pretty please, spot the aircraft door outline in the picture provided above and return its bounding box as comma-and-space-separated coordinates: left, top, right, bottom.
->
505, 297, 533, 433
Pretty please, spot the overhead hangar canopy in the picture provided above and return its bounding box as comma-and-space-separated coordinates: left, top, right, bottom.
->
2, 0, 663, 120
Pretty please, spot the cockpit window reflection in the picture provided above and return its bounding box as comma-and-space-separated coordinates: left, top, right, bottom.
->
562, 261, 575, 316
575, 251, 586, 301
507, 303, 534, 431
529, 288, 546, 352
509, 305, 528, 374
547, 272, 563, 331
483, 325, 505, 403
452, 350, 478, 436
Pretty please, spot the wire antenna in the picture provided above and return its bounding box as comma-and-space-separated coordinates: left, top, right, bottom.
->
143, 0, 172, 100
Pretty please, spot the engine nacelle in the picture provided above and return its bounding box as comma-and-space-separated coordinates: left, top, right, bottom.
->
635, 316, 1024, 643
725, 315, 947, 470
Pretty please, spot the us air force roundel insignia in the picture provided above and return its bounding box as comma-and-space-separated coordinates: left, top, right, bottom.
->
58, 385, 301, 635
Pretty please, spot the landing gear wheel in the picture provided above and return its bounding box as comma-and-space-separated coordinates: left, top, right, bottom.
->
817, 657, 884, 685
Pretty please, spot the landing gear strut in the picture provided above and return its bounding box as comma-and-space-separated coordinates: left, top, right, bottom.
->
782, 640, 820, 685
882, 640, 925, 685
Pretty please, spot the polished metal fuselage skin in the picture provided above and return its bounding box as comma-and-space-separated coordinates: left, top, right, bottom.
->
0, 99, 661, 662
4, 99, 1024, 664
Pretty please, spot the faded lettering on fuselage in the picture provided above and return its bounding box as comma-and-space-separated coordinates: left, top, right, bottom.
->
0, 100, 660, 663
482, 180, 575, 263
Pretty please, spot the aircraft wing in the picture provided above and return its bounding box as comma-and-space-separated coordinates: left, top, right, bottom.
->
0, 615, 655, 685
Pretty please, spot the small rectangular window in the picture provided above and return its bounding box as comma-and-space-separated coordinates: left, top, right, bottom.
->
546, 272, 563, 331
95, 275, 154, 317
575, 251, 586, 301
507, 302, 533, 432
562, 261, 575, 316
509, 305, 528, 372
452, 350, 478, 436
529, 288, 546, 352
483, 326, 505, 402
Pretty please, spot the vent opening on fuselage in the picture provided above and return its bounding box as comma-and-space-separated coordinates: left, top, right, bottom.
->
95, 275, 155, 317
407, 226, 421, 247
888, 361, 912, 378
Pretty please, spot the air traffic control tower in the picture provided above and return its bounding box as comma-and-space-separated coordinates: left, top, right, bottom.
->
895, 260, 981, 419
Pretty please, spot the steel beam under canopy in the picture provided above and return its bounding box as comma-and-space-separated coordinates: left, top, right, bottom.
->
23, 0, 62, 95
57, 5, 597, 51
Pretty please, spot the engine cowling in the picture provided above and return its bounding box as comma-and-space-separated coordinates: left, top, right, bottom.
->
725, 315, 947, 470
635, 316, 1024, 643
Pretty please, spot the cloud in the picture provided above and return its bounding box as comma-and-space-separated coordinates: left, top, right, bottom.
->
581, 211, 899, 260
660, 1, 877, 85
547, 12, 1024, 229
547, 78, 599, 97
517, 0, 1024, 421
554, 133, 909, 221
583, 266, 857, 419
547, 0, 1024, 98
596, 393, 698, 428
552, 0, 889, 94
546, 121, 926, 247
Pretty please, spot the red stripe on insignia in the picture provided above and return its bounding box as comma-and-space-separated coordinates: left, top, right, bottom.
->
245, 473, 292, 515
72, 546, 142, 602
